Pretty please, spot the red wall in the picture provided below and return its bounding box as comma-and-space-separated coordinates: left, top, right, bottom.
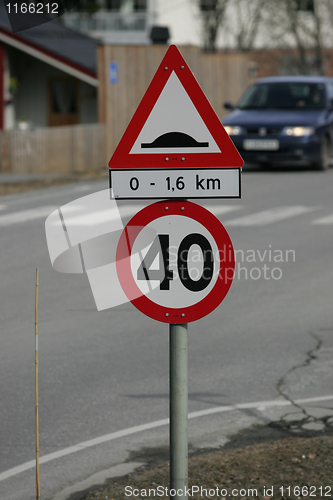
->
0, 42, 4, 130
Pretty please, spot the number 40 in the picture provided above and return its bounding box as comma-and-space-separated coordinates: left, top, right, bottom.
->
137, 233, 214, 292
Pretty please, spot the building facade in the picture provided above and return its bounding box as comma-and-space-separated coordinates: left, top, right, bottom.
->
0, 4, 99, 130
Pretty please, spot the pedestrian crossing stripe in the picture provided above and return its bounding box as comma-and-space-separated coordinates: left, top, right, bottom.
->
1, 204, 333, 227
311, 214, 333, 224
223, 206, 320, 226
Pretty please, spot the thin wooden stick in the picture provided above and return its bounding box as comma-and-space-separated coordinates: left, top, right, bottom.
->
35, 268, 40, 500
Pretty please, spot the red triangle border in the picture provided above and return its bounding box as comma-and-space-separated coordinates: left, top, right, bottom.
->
109, 45, 243, 170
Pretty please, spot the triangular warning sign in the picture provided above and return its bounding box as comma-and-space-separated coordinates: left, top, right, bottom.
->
109, 45, 243, 170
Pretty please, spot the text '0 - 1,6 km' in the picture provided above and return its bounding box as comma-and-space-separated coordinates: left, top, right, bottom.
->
110, 168, 241, 199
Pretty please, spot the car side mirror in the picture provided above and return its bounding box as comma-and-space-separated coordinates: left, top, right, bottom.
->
223, 101, 234, 110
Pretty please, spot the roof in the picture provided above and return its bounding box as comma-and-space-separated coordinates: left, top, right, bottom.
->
0, 0, 99, 86
256, 75, 333, 84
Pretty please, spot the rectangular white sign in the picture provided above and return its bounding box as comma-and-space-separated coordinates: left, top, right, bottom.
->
110, 168, 241, 199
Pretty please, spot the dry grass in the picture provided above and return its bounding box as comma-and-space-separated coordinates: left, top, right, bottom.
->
80, 436, 333, 500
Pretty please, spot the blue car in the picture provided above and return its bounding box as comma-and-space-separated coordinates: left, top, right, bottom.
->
222, 76, 333, 170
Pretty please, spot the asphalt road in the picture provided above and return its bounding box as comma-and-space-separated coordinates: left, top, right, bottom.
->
0, 165, 332, 500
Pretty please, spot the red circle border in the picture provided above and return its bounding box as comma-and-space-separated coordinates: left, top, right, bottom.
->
116, 200, 235, 324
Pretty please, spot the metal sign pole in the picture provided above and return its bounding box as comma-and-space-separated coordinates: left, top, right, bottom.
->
35, 268, 40, 500
169, 323, 188, 500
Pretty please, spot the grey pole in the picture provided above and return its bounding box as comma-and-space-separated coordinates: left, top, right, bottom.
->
169, 323, 188, 499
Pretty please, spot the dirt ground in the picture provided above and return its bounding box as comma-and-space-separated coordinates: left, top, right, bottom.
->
77, 431, 333, 500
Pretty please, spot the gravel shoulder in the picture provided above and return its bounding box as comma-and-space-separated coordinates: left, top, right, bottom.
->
78, 434, 333, 500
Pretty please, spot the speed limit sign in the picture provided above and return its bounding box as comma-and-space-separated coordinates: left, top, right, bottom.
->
116, 200, 235, 323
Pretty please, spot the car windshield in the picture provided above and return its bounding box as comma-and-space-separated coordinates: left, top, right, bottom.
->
237, 82, 326, 110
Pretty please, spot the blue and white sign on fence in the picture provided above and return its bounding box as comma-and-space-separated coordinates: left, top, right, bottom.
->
109, 62, 118, 84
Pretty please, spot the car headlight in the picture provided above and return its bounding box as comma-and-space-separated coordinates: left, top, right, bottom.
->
224, 125, 243, 136
282, 126, 315, 137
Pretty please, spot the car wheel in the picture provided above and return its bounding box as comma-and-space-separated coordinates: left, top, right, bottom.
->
315, 136, 331, 171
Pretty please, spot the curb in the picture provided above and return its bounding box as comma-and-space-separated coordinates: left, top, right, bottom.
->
52, 461, 143, 500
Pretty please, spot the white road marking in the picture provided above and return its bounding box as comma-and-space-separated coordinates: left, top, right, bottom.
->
202, 205, 242, 217
312, 213, 333, 224
47, 205, 147, 228
4, 202, 320, 229
224, 206, 319, 226
0, 206, 57, 226
1, 394, 332, 483
1, 203, 235, 228
73, 185, 96, 192
118, 204, 149, 217
118, 205, 242, 219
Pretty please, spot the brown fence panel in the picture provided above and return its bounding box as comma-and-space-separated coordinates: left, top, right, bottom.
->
0, 123, 106, 175
0, 131, 12, 173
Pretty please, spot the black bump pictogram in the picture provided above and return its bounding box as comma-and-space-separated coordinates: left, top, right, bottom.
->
141, 131, 209, 149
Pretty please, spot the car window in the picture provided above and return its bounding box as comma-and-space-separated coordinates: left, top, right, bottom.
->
238, 82, 326, 110
327, 83, 333, 102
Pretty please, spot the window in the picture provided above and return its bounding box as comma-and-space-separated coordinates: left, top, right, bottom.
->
238, 82, 325, 110
49, 78, 79, 127
292, 0, 314, 12
51, 80, 77, 114
106, 0, 121, 9
200, 0, 218, 12
105, 0, 146, 11
327, 83, 333, 102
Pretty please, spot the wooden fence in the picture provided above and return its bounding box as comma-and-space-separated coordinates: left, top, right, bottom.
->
0, 123, 106, 175
0, 47, 252, 174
